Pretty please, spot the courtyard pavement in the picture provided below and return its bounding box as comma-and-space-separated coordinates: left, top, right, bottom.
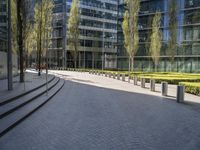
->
0, 70, 200, 150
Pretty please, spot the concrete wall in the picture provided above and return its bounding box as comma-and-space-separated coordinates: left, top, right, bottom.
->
0, 51, 18, 79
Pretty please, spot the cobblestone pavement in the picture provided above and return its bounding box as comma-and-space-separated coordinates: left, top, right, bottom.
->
0, 71, 200, 150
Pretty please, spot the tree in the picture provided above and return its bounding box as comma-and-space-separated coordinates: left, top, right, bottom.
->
16, 0, 33, 82
16, 0, 24, 82
11, 0, 17, 54
25, 25, 37, 66
34, 0, 54, 75
168, 0, 178, 72
122, 11, 131, 73
122, 0, 140, 72
149, 12, 162, 72
68, 0, 80, 69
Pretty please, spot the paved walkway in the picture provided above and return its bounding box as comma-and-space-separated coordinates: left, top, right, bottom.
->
0, 70, 53, 101
0, 71, 200, 150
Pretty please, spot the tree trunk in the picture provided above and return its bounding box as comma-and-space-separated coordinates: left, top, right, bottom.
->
131, 56, 134, 72
155, 64, 157, 72
38, 4, 43, 76
128, 56, 131, 76
17, 0, 24, 82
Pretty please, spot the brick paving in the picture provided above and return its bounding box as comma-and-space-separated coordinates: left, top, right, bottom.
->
0, 71, 200, 150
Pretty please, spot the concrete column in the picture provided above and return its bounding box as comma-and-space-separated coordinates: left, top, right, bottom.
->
177, 85, 185, 103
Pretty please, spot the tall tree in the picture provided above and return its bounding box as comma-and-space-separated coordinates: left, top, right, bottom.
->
122, 0, 140, 72
34, 0, 54, 75
16, 0, 24, 82
168, 0, 177, 71
122, 11, 131, 73
68, 0, 80, 69
11, 0, 17, 54
16, 0, 32, 82
149, 12, 162, 72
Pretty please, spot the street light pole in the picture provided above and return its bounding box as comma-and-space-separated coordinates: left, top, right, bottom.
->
7, 0, 13, 90
63, 0, 67, 69
45, 29, 49, 96
102, 10, 105, 71
84, 29, 86, 69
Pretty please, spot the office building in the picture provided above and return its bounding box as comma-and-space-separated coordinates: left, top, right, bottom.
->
117, 0, 200, 72
50, 0, 118, 69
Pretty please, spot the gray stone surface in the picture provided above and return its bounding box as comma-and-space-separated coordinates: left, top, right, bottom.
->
0, 71, 200, 150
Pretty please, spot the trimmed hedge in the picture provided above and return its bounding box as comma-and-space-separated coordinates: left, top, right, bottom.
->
179, 82, 200, 96
86, 69, 200, 85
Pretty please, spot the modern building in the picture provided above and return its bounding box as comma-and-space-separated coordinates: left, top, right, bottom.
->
0, 0, 18, 79
117, 0, 200, 73
0, 0, 8, 79
49, 0, 118, 69
0, 0, 7, 52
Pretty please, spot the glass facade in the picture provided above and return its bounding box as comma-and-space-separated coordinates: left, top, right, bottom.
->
0, 0, 7, 52
49, 0, 118, 69
117, 0, 200, 73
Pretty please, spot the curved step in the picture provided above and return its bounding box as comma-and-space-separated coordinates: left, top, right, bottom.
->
0, 77, 60, 119
0, 75, 55, 106
0, 78, 65, 137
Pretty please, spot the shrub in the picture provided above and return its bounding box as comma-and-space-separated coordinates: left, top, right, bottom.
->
179, 82, 200, 96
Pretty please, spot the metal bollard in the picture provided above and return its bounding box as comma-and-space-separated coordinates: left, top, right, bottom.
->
109, 73, 111, 78
134, 76, 138, 85
117, 74, 120, 80
128, 76, 131, 83
150, 79, 156, 92
122, 74, 125, 81
177, 85, 185, 103
113, 73, 116, 79
141, 78, 146, 88
161, 82, 168, 96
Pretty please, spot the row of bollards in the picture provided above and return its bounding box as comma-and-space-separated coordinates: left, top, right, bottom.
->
89, 70, 185, 103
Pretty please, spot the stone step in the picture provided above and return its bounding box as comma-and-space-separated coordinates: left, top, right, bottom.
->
0, 77, 60, 119
0, 79, 65, 137
0, 75, 55, 106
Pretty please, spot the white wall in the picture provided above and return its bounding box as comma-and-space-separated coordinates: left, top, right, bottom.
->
0, 51, 18, 79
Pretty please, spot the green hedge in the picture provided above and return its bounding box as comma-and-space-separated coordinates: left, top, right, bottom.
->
86, 69, 200, 85
179, 82, 200, 96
